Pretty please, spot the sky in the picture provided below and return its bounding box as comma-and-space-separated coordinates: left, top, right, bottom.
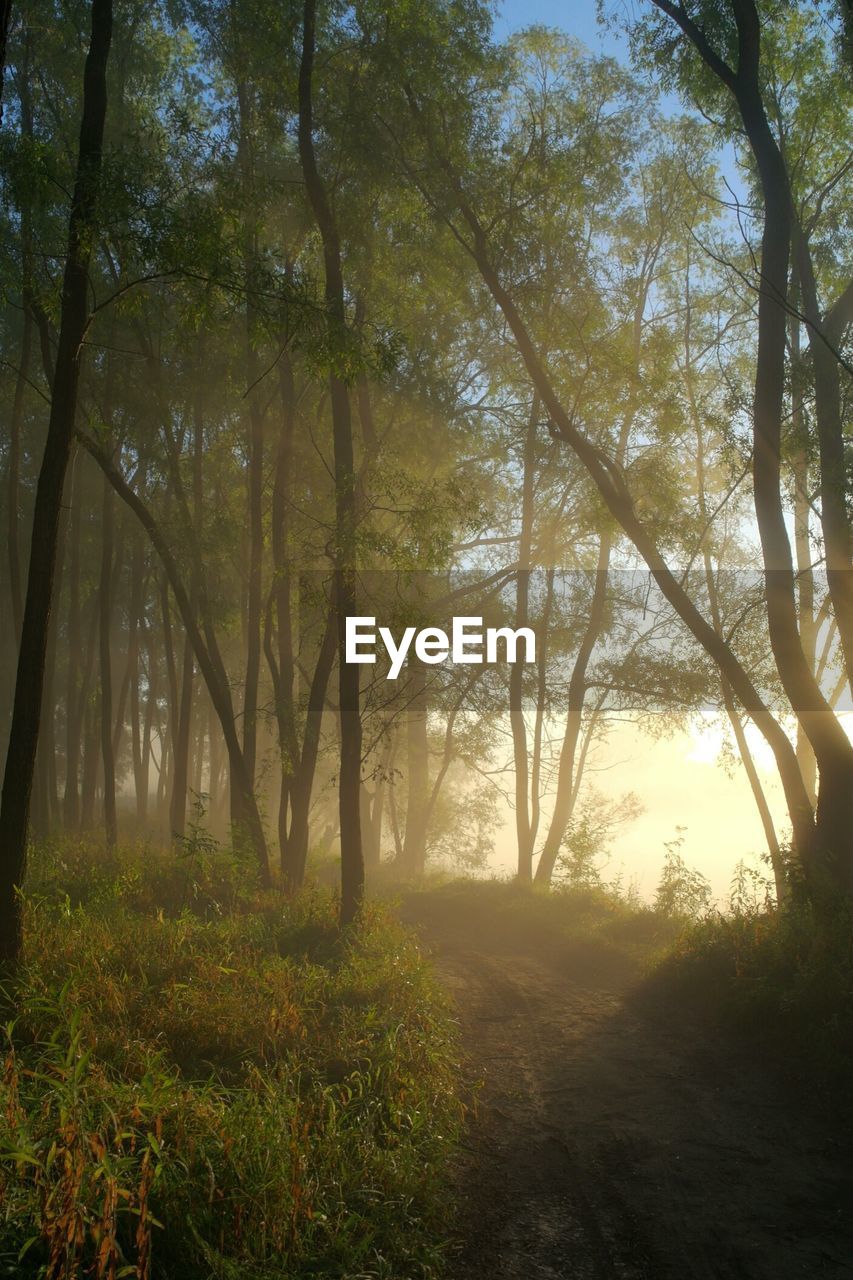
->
492, 0, 739, 179
492, 0, 630, 54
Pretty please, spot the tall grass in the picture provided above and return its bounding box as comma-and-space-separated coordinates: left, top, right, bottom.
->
401, 876, 682, 984
650, 885, 853, 1103
0, 840, 463, 1279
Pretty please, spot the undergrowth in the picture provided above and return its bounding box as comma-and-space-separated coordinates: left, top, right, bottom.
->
0, 839, 463, 1280
652, 893, 853, 1101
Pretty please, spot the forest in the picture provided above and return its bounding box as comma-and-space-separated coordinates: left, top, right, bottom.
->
0, 0, 852, 1276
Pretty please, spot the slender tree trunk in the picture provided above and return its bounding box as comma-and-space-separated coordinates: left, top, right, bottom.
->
7, 307, 29, 645
111, 631, 133, 765
31, 489, 68, 839
193, 710, 205, 799
99, 472, 118, 849
80, 702, 99, 830
283, 605, 336, 887
401, 659, 429, 877
139, 637, 156, 827
529, 567, 555, 850
790, 296, 818, 807
270, 350, 300, 870
388, 745, 404, 864
75, 590, 100, 830
0, 0, 12, 123
511, 396, 539, 881
298, 0, 364, 925
160, 574, 178, 766
236, 82, 264, 786
729, 6, 853, 888
169, 634, 193, 840
127, 544, 146, 823
534, 535, 612, 886
156, 732, 169, 825
34, 503, 66, 836
361, 734, 391, 871
7, 29, 36, 646
63, 470, 83, 827
794, 228, 853, 691
0, 0, 112, 960
206, 695, 220, 821
79, 435, 272, 884
689, 353, 788, 900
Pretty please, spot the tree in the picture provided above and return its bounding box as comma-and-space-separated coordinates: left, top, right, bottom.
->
643, 0, 853, 894
297, 0, 364, 925
0, 0, 113, 962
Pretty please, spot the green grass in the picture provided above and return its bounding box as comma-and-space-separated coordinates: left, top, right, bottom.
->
0, 840, 463, 1279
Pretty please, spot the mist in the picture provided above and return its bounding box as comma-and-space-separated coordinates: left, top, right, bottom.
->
1, 0, 852, 1276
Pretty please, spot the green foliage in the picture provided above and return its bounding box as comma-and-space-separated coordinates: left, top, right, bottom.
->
0, 842, 462, 1279
653, 829, 713, 920
556, 789, 644, 891
728, 857, 775, 916
656, 893, 853, 1102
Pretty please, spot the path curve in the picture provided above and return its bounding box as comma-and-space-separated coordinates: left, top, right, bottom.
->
402, 890, 853, 1280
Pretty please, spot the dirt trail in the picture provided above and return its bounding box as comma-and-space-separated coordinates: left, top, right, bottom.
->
401, 890, 853, 1280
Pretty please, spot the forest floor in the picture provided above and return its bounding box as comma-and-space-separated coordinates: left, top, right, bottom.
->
399, 882, 853, 1280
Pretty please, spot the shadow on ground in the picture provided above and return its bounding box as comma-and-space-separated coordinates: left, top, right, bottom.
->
399, 882, 853, 1280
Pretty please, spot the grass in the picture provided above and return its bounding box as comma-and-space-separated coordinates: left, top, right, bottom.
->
649, 893, 853, 1103
0, 839, 463, 1280
400, 870, 853, 1107
398, 875, 682, 985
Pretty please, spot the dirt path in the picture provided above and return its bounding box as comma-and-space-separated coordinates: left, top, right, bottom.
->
401, 890, 853, 1280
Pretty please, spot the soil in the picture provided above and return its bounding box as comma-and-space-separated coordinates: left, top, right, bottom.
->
400, 888, 853, 1280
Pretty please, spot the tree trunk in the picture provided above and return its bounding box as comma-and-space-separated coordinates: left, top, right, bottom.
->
790, 300, 818, 807
0, 0, 12, 123
7, 307, 29, 645
80, 701, 99, 831
236, 81, 264, 787
205, 691, 224, 826
511, 395, 539, 882
795, 227, 853, 692
270, 350, 300, 871
361, 735, 391, 871
7, 28, 36, 646
298, 0, 364, 926
63, 468, 83, 828
76, 591, 100, 829
169, 633, 193, 841
0, 0, 112, 962
99, 471, 118, 850
127, 542, 146, 824
32, 497, 67, 840
684, 271, 788, 901
282, 605, 337, 887
645, 0, 853, 893
401, 659, 429, 877
79, 434, 271, 885
453, 199, 817, 877
534, 535, 612, 886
